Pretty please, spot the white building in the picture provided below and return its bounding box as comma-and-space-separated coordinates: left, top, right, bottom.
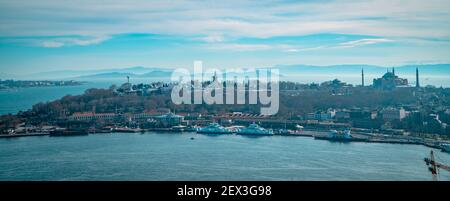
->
382, 108, 407, 121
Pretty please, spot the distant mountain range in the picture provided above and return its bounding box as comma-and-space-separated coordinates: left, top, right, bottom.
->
76, 70, 173, 79
274, 64, 450, 76
46, 66, 173, 79
2, 64, 450, 81
1, 66, 173, 80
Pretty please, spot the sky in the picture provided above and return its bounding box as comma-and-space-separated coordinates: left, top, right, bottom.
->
1, 0, 450, 75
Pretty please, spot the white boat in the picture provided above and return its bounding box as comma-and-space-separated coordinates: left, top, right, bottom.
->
326, 130, 352, 141
442, 144, 450, 153
236, 123, 273, 136
197, 123, 233, 134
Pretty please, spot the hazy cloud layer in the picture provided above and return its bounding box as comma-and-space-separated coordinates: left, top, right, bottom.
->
1, 0, 449, 41
1, 0, 450, 74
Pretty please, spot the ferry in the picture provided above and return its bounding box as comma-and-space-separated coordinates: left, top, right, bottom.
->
197, 123, 233, 134
236, 123, 274, 136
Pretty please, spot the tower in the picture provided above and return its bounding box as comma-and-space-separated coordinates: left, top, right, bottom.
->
127, 76, 130, 84
361, 68, 364, 87
392, 67, 395, 75
416, 67, 420, 88
212, 71, 217, 82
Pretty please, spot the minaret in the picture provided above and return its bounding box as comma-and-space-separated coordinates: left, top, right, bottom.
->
361, 68, 364, 87
416, 67, 420, 88
212, 71, 217, 82
392, 67, 395, 75
127, 76, 130, 84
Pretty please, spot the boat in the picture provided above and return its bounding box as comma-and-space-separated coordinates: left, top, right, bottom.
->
184, 125, 200, 132
113, 127, 143, 133
276, 129, 291, 135
315, 129, 353, 142
274, 123, 305, 135
171, 125, 187, 132
197, 123, 233, 134
236, 123, 274, 136
442, 144, 450, 153
49, 128, 88, 137
227, 126, 245, 133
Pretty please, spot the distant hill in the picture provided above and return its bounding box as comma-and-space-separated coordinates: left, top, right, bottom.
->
139, 70, 173, 78
18, 66, 170, 80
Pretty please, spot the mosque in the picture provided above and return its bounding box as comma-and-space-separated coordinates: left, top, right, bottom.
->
370, 67, 419, 90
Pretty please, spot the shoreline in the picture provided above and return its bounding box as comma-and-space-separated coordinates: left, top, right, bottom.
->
1, 129, 448, 152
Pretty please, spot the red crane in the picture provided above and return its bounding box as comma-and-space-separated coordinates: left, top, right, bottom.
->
424, 150, 450, 181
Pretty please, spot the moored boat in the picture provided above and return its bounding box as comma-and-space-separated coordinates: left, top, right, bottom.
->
113, 127, 143, 133
315, 129, 354, 142
442, 144, 450, 153
236, 123, 273, 136
171, 125, 186, 132
197, 123, 233, 134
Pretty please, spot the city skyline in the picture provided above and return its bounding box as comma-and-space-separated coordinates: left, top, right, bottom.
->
1, 0, 450, 74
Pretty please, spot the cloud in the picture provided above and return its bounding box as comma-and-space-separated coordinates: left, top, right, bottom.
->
284, 46, 328, 52
287, 38, 394, 52
336, 38, 394, 48
33, 36, 110, 48
284, 48, 300, 52
41, 41, 65, 48
207, 43, 272, 51
207, 37, 393, 53
200, 34, 225, 42
0, 0, 449, 42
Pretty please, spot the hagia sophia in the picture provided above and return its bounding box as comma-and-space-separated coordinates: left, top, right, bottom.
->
368, 67, 420, 90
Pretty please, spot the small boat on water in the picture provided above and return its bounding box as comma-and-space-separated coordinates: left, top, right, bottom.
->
275, 124, 304, 136
49, 128, 88, 137
184, 126, 200, 132
442, 144, 450, 153
315, 129, 353, 142
197, 123, 233, 134
236, 123, 273, 136
171, 125, 187, 132
113, 127, 143, 133
276, 129, 291, 135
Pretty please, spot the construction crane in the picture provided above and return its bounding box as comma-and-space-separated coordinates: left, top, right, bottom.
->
424, 150, 450, 181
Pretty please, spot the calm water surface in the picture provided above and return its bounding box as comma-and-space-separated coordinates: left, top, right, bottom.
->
0, 132, 449, 181
1, 79, 450, 180
0, 82, 112, 115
